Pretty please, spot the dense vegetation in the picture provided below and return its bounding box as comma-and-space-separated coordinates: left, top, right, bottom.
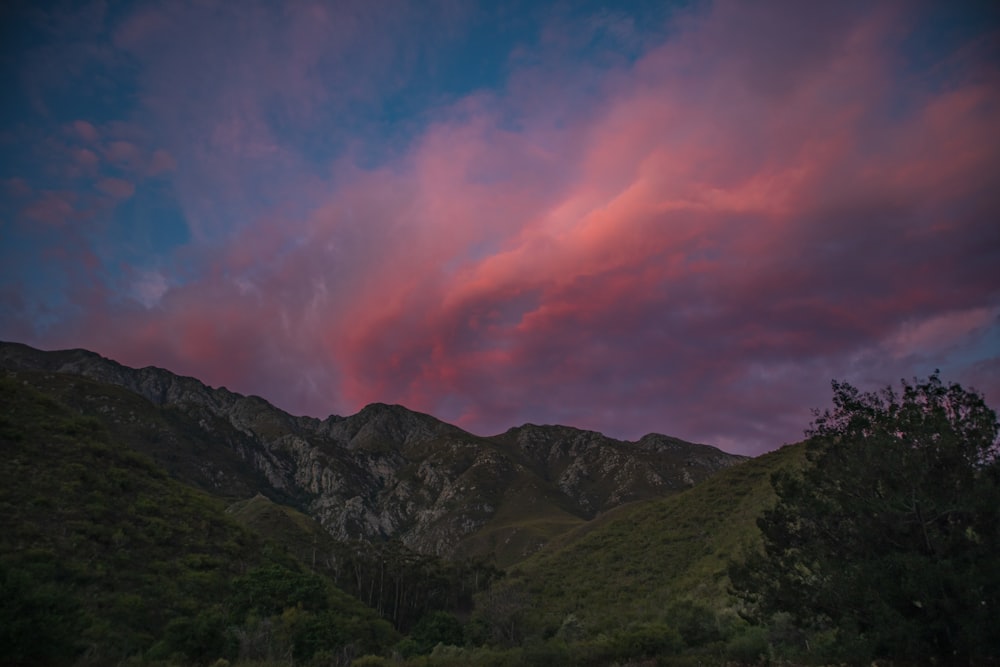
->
731, 373, 1000, 663
227, 494, 501, 632
0, 376, 396, 666
3, 368, 997, 666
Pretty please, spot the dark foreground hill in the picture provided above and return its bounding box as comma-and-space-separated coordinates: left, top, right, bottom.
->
510, 443, 807, 635
0, 341, 744, 566
4, 342, 996, 666
3, 341, 793, 666
0, 376, 397, 665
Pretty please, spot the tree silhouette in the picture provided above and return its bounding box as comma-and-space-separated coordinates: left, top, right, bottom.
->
730, 373, 1000, 663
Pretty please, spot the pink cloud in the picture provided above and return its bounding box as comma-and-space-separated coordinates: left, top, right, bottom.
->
96, 177, 135, 200
300, 1, 999, 447
886, 308, 997, 360
14, 2, 999, 455
74, 148, 100, 174
112, 5, 171, 52
4, 178, 32, 198
129, 269, 169, 308
20, 191, 77, 226
72, 120, 99, 143
103, 140, 142, 167
147, 149, 176, 175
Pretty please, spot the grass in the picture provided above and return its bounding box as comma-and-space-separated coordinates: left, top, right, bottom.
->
460, 500, 586, 569
0, 374, 393, 665
1, 362, 815, 665
508, 443, 808, 635
6, 370, 291, 502
226, 492, 340, 574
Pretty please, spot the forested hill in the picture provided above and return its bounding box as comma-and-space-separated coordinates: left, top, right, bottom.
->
0, 340, 743, 566
0, 375, 398, 664
1, 341, 753, 665
6, 342, 993, 666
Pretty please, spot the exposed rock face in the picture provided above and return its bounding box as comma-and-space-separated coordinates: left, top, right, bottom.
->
0, 341, 747, 560
493, 425, 738, 513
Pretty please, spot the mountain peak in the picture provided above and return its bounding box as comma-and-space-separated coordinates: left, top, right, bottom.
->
1, 340, 746, 561
356, 401, 425, 419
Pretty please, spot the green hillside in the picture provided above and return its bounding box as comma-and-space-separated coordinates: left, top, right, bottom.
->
227, 492, 502, 636
0, 342, 746, 575
0, 368, 802, 666
458, 493, 586, 570
4, 350, 995, 666
5, 369, 294, 502
0, 375, 395, 666
227, 492, 334, 567
509, 443, 807, 636
335, 446, 811, 667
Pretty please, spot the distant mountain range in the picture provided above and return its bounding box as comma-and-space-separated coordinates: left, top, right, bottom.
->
0, 341, 744, 566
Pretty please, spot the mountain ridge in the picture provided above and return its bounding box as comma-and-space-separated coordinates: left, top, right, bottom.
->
1, 340, 746, 564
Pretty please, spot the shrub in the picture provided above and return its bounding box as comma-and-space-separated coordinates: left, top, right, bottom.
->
667, 600, 722, 648
725, 626, 769, 664
351, 656, 391, 667
611, 622, 683, 659
410, 610, 464, 653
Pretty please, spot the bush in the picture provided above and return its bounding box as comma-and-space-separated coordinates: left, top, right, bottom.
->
147, 608, 233, 664
730, 374, 1000, 663
351, 656, 391, 667
725, 626, 769, 664
231, 564, 328, 617
410, 610, 464, 653
0, 562, 83, 666
521, 638, 571, 666
611, 622, 683, 659
667, 600, 721, 648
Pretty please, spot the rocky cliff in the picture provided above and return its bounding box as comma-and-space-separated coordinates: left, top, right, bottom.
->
0, 341, 745, 562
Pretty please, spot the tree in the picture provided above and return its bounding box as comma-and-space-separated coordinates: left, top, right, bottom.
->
0, 562, 83, 666
408, 610, 465, 653
472, 577, 531, 646
730, 373, 1000, 663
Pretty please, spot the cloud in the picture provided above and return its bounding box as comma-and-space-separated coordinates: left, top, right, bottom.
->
72, 120, 100, 143
74, 148, 100, 173
96, 177, 135, 200
3, 1, 998, 455
4, 178, 32, 198
147, 149, 176, 175
297, 0, 999, 449
129, 269, 169, 308
20, 191, 77, 226
103, 140, 142, 168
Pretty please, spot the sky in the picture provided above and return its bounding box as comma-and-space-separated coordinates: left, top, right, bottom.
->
1, 1, 998, 456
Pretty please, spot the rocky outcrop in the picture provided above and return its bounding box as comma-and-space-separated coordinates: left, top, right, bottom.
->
0, 341, 746, 560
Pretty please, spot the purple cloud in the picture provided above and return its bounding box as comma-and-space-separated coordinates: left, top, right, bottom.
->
1, 1, 998, 455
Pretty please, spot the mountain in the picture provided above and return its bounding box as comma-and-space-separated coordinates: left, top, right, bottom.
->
0, 374, 396, 665
0, 341, 744, 565
509, 443, 807, 635
7, 341, 989, 665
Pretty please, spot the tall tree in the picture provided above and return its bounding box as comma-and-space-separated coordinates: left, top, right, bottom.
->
730, 373, 1000, 663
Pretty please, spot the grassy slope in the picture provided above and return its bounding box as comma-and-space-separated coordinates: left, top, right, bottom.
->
9, 369, 289, 502
0, 374, 390, 664
463, 502, 586, 570
226, 492, 338, 571
509, 443, 807, 635
451, 461, 588, 569
5, 357, 748, 578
